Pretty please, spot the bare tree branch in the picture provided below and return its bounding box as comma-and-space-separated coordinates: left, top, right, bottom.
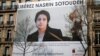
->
14, 16, 35, 56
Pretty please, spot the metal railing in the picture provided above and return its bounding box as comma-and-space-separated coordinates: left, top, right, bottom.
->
5, 38, 12, 42
7, 21, 14, 25
0, 5, 17, 10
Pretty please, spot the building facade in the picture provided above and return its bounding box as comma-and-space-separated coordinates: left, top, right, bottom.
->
0, 0, 17, 56
0, 0, 49, 56
87, 0, 100, 56
91, 1, 100, 56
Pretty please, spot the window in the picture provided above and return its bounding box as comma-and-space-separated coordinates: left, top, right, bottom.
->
11, 1, 16, 9
26, 0, 31, 2
6, 30, 11, 41
0, 38, 1, 42
19, 0, 22, 3
9, 14, 13, 21
0, 15, 3, 25
0, 30, 1, 42
7, 14, 14, 25
38, 0, 49, 1
95, 13, 100, 22
94, 0, 100, 5
3, 46, 9, 56
94, 12, 100, 26
0, 2, 2, 10
96, 51, 100, 56
2, 0, 6, 10
0, 44, 1, 47
95, 30, 100, 44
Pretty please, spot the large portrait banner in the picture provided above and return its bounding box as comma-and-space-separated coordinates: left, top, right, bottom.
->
13, 0, 87, 56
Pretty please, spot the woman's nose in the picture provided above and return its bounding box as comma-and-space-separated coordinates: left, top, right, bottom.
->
40, 20, 43, 23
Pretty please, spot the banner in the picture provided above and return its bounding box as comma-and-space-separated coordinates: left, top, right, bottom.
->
13, 0, 87, 56
13, 42, 87, 56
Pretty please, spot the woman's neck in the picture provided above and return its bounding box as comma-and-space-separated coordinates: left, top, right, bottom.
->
38, 28, 46, 34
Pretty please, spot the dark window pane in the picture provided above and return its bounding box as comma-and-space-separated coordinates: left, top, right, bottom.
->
6, 30, 11, 41
9, 14, 13, 21
0, 15, 3, 25
26, 0, 30, 1
3, 47, 9, 56
96, 51, 100, 56
2, 0, 6, 10
95, 30, 100, 44
19, 0, 21, 3
94, 0, 100, 5
12, 0, 16, 2
11, 1, 16, 9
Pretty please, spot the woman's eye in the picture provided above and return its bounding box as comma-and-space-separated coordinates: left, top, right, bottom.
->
37, 18, 41, 21
43, 18, 46, 21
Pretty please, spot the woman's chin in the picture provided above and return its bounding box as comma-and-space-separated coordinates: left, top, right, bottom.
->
38, 27, 44, 29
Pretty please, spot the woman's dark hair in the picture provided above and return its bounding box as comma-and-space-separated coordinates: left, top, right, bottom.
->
35, 10, 50, 22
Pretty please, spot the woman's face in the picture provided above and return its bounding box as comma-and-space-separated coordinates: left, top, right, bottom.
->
36, 14, 48, 30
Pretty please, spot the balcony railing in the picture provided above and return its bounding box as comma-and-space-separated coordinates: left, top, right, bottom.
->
0, 5, 17, 10
0, 5, 17, 13
0, 21, 3, 25
93, 19, 100, 26
7, 21, 14, 25
0, 38, 1, 42
94, 22, 100, 26
95, 37, 100, 45
5, 38, 12, 42
4, 21, 15, 28
0, 21, 4, 28
3, 54, 10, 56
11, 5, 17, 9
